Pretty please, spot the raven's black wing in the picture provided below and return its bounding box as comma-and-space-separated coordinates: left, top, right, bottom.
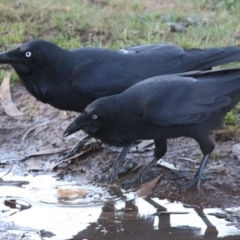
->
71, 45, 240, 99
130, 69, 240, 126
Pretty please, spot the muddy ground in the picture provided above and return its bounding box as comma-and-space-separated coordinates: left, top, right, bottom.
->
1, 82, 240, 209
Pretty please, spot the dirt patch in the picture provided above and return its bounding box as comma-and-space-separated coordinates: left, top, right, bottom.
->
1, 82, 240, 208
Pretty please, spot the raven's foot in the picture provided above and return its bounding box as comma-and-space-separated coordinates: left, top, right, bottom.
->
97, 160, 137, 184
118, 160, 137, 175
59, 140, 85, 159
121, 178, 142, 190
121, 170, 160, 190
59, 137, 100, 161
181, 176, 201, 192
97, 172, 118, 184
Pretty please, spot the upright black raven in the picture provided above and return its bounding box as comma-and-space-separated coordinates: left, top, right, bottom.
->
64, 68, 240, 190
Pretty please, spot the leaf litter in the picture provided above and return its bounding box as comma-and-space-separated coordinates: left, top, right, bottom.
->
0, 75, 23, 117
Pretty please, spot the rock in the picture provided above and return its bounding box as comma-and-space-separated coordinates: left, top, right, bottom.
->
170, 23, 187, 33
56, 186, 86, 199
232, 143, 240, 160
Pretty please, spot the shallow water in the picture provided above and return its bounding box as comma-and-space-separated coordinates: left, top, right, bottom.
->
1, 173, 240, 240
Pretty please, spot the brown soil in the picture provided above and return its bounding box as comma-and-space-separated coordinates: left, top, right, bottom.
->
1, 82, 240, 208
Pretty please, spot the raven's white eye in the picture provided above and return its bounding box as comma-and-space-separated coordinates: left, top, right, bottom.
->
92, 114, 98, 120
25, 51, 31, 57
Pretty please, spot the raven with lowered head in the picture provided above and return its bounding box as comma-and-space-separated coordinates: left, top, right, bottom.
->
64, 68, 240, 190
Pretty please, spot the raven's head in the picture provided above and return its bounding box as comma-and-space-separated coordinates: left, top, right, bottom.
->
0, 40, 73, 104
0, 39, 69, 74
63, 96, 120, 137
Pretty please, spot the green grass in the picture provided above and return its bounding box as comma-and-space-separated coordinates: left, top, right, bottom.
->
0, 0, 240, 50
211, 151, 221, 161
224, 109, 238, 125
224, 108, 240, 134
200, 0, 240, 10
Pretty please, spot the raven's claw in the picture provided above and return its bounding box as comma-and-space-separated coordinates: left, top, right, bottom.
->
181, 176, 201, 193
121, 170, 160, 190
97, 173, 118, 184
59, 141, 85, 159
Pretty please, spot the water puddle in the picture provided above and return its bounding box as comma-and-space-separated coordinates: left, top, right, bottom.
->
1, 173, 240, 239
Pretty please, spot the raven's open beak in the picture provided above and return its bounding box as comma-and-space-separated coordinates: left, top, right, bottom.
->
63, 113, 98, 137
0, 50, 21, 64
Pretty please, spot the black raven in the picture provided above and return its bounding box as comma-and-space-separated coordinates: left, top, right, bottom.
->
64, 68, 240, 190
1, 39, 240, 158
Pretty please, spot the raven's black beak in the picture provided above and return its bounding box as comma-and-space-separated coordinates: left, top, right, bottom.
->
0, 50, 21, 64
63, 120, 81, 137
63, 113, 98, 137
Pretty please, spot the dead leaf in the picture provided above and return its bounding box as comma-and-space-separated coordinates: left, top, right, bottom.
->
179, 157, 196, 163
0, 75, 24, 116
0, 162, 14, 178
157, 159, 181, 171
137, 140, 153, 149
136, 175, 161, 199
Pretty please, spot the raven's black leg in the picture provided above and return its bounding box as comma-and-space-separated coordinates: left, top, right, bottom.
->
122, 139, 167, 189
123, 156, 159, 188
60, 135, 92, 159
181, 135, 214, 191
181, 153, 211, 191
97, 145, 132, 184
